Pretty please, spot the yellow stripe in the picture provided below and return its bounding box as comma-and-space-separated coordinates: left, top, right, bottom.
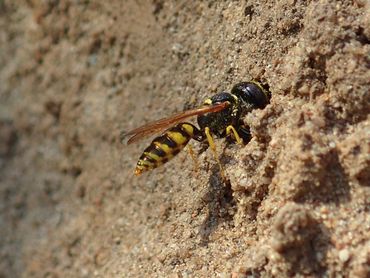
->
145, 151, 174, 161
204, 98, 212, 105
144, 151, 161, 161
138, 160, 155, 167
167, 131, 188, 145
154, 141, 172, 154
181, 123, 194, 136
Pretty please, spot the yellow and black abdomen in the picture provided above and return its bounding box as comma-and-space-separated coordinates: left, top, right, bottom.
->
135, 122, 201, 175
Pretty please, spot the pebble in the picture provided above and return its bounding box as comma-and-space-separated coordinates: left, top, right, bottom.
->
338, 249, 350, 262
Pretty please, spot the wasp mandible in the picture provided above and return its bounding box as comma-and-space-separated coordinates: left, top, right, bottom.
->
120, 81, 271, 177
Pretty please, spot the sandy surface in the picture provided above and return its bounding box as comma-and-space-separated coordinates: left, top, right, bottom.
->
1, 0, 369, 277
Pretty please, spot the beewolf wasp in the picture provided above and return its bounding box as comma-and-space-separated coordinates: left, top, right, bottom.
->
121, 81, 271, 178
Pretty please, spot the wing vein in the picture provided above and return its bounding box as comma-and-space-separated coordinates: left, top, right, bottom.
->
120, 102, 229, 145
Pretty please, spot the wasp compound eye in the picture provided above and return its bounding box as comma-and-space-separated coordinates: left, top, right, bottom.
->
231, 81, 271, 109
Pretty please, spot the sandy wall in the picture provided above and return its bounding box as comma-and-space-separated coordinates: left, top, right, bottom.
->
0, 0, 369, 277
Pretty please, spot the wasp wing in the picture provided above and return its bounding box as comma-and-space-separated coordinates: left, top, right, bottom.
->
120, 101, 229, 145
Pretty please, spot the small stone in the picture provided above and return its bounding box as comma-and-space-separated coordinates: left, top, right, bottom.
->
339, 249, 350, 262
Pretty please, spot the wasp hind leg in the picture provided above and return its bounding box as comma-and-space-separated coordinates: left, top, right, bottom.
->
204, 127, 227, 181
135, 122, 202, 175
186, 144, 200, 173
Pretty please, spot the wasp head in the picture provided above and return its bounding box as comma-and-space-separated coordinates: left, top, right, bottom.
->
231, 81, 271, 111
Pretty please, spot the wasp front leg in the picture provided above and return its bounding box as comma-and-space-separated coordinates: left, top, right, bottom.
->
135, 123, 202, 175
226, 125, 243, 144
226, 123, 251, 145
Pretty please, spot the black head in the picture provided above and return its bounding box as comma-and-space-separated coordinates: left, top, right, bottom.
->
210, 91, 237, 104
231, 81, 271, 109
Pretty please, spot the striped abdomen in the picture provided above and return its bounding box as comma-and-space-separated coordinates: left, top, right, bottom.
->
135, 123, 201, 175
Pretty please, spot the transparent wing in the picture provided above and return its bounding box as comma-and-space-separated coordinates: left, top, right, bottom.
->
120, 102, 229, 145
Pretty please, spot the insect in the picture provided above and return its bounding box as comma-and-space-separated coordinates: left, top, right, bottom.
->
120, 81, 271, 177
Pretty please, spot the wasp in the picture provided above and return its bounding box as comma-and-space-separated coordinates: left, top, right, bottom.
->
120, 81, 271, 177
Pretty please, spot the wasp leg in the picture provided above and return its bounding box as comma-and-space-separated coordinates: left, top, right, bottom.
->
187, 144, 199, 173
226, 125, 243, 144
205, 127, 226, 181
135, 122, 202, 175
